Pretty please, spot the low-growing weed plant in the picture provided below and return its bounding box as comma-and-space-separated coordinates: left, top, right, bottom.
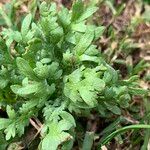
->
0, 0, 148, 149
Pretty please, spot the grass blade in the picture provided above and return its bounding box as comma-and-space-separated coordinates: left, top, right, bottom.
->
98, 124, 150, 148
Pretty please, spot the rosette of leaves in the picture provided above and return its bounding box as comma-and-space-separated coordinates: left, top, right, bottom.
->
0, 0, 147, 149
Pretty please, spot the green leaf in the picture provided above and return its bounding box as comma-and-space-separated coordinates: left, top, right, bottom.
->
0, 77, 9, 89
62, 137, 74, 150
6, 105, 16, 119
5, 123, 16, 140
119, 94, 130, 108
71, 0, 84, 22
24, 30, 34, 42
48, 62, 62, 80
12, 31, 22, 42
34, 62, 49, 79
75, 31, 94, 55
50, 26, 64, 43
41, 122, 72, 150
64, 67, 105, 108
129, 88, 148, 95
94, 26, 105, 40
19, 99, 39, 114
78, 6, 98, 22
0, 119, 11, 130
21, 13, 32, 37
58, 7, 71, 28
40, 1, 50, 17
82, 132, 94, 150
40, 58, 52, 64
40, 16, 58, 36
58, 120, 73, 131
104, 102, 121, 115
85, 45, 99, 56
71, 22, 86, 32
64, 85, 81, 103
92, 78, 105, 91
66, 67, 83, 83
79, 85, 97, 107
24, 38, 42, 64
103, 71, 112, 83
16, 57, 39, 80
79, 54, 99, 63
11, 82, 45, 96
60, 111, 76, 127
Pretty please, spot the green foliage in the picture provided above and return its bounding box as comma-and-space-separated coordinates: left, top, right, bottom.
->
0, 0, 147, 149
98, 124, 150, 148
144, 0, 150, 4
82, 132, 94, 150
